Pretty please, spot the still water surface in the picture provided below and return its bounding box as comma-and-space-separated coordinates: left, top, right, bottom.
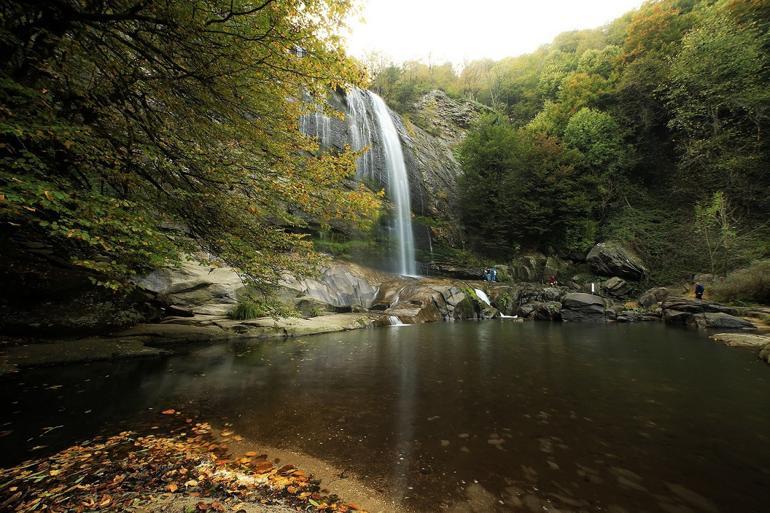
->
2, 322, 770, 512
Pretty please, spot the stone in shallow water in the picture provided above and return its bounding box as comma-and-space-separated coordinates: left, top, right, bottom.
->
760, 343, 770, 364
711, 333, 770, 348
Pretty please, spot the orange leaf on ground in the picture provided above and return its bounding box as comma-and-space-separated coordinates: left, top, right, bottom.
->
244, 451, 257, 457
167, 483, 178, 493
161, 409, 176, 415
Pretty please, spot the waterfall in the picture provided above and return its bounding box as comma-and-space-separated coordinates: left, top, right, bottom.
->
368, 92, 417, 276
474, 289, 492, 306
346, 88, 376, 181
302, 88, 418, 276
300, 110, 333, 148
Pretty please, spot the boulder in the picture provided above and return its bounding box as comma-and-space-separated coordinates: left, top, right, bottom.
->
517, 284, 564, 304
517, 303, 537, 318
520, 301, 561, 321
639, 287, 670, 307
383, 283, 447, 323
427, 263, 483, 280
711, 333, 770, 349
510, 254, 547, 282
561, 293, 607, 322
693, 273, 716, 284
294, 297, 335, 318
689, 313, 756, 331
760, 344, 770, 365
543, 256, 569, 282
603, 277, 631, 298
279, 262, 383, 310
663, 309, 691, 325
616, 311, 640, 322
487, 285, 519, 315
136, 258, 244, 308
451, 296, 478, 319
586, 242, 647, 281
385, 303, 443, 324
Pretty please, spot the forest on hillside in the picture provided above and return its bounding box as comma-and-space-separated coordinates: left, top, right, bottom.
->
370, 0, 770, 284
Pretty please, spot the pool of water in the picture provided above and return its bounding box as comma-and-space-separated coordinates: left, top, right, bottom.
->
2, 322, 769, 512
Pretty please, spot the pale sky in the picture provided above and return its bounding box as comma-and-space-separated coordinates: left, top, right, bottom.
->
345, 0, 646, 65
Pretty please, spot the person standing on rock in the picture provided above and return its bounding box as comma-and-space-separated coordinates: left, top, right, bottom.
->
491, 268, 497, 282
695, 282, 705, 300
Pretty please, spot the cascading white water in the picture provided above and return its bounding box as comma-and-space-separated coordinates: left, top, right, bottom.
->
301, 110, 333, 148
345, 88, 375, 180
302, 88, 417, 276
368, 92, 417, 276
474, 289, 492, 306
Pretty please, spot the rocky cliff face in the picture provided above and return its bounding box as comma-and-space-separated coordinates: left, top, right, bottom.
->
302, 88, 489, 233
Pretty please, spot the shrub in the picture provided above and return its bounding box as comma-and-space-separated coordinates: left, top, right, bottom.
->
228, 296, 297, 320
710, 260, 770, 305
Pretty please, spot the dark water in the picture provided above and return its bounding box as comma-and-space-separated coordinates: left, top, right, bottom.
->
2, 322, 770, 513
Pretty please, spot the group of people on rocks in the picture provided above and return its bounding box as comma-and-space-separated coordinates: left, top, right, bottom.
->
482, 268, 497, 282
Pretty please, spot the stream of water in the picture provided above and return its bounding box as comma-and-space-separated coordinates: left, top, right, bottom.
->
2, 322, 769, 512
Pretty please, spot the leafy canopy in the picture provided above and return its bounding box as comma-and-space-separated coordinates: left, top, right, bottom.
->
0, 0, 380, 289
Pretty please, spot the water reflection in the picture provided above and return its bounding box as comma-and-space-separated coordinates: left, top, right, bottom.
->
2, 322, 770, 512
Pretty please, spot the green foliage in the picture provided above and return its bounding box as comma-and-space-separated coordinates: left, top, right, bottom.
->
563, 108, 633, 214
229, 295, 297, 320
457, 115, 592, 255
711, 260, 770, 305
371, 0, 770, 282
665, 9, 770, 212
0, 0, 379, 290
694, 192, 738, 275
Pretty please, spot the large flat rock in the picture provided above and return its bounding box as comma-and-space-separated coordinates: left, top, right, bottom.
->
711, 333, 770, 348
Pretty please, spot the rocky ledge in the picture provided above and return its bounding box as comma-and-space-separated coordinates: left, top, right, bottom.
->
661, 298, 756, 330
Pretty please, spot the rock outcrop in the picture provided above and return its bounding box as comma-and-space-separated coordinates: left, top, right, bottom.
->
603, 276, 631, 298
304, 88, 488, 247
561, 293, 608, 322
136, 258, 245, 316
711, 333, 770, 349
760, 344, 770, 365
587, 242, 647, 281
277, 262, 385, 310
372, 279, 500, 322
639, 287, 670, 307
661, 298, 755, 330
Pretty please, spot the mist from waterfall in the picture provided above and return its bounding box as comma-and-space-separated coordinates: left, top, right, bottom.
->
367, 91, 417, 276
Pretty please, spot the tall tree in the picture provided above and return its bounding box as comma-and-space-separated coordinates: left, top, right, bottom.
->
0, 0, 380, 288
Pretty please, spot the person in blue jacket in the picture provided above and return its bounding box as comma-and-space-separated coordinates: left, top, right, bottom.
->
695, 282, 705, 300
